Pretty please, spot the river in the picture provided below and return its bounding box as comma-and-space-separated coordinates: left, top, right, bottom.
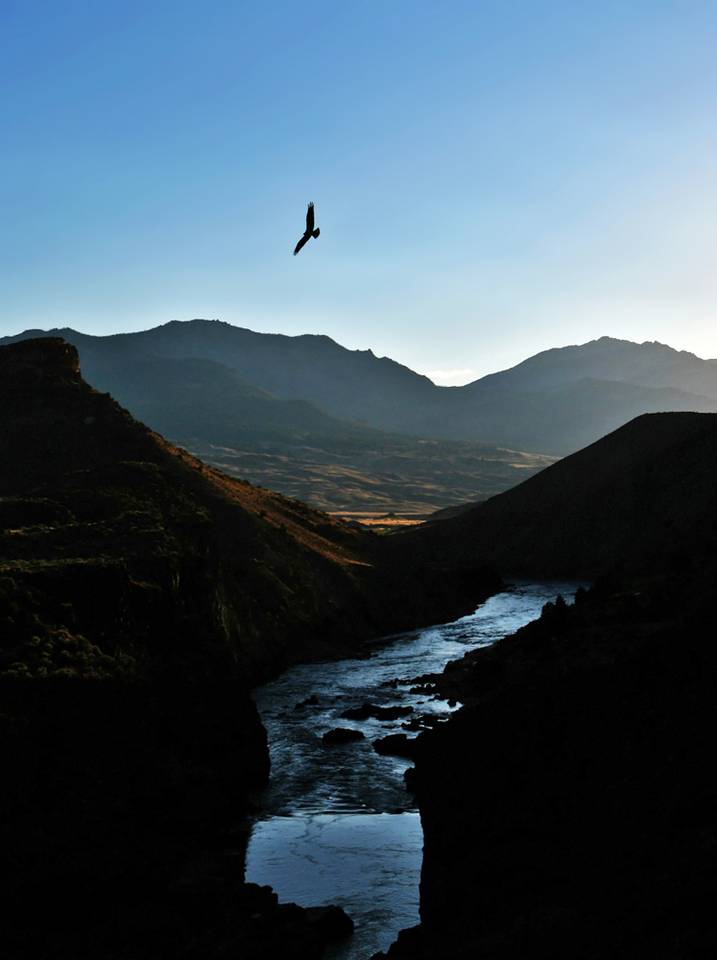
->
246, 581, 581, 959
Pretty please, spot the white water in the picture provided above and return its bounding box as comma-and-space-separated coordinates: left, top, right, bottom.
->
246, 582, 582, 959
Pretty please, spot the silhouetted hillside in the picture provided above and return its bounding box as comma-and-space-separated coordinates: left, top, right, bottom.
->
417, 411, 717, 578
3, 320, 435, 431
381, 569, 717, 960
4, 322, 716, 458
380, 420, 717, 960
0, 338, 499, 959
0, 338, 385, 682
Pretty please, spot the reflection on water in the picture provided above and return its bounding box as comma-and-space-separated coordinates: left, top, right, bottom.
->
246, 582, 581, 959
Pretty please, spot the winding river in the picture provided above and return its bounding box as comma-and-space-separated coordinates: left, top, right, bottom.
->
246, 581, 581, 959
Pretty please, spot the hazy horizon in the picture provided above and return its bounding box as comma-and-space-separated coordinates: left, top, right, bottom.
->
3, 2, 716, 381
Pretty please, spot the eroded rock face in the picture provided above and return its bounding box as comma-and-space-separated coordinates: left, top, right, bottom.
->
379, 576, 717, 958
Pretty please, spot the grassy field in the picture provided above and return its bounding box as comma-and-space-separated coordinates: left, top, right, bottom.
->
185, 434, 555, 515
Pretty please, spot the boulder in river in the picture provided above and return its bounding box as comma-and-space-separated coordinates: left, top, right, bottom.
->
294, 694, 320, 710
304, 904, 354, 941
372, 734, 417, 760
341, 702, 414, 721
322, 727, 365, 745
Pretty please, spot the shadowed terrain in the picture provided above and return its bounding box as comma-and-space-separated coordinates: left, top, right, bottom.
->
378, 411, 717, 959
5, 335, 716, 959
0, 337, 498, 959
413, 411, 717, 578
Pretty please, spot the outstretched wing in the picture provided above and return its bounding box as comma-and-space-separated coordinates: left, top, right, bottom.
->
305, 202, 315, 232
293, 232, 310, 256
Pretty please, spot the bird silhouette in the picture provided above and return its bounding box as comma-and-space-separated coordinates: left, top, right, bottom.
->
293, 202, 320, 255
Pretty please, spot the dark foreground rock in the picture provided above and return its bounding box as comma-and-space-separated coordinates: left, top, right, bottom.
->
378, 575, 717, 959
8, 868, 351, 960
304, 905, 355, 942
1, 680, 355, 959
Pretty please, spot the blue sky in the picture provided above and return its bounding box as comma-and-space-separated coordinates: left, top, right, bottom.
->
2, 1, 716, 381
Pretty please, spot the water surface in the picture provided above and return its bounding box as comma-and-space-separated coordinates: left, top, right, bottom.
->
247, 582, 581, 959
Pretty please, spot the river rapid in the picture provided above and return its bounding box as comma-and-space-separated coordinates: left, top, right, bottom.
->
246, 582, 582, 959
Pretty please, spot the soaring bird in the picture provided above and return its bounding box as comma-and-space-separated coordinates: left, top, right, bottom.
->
293, 202, 320, 255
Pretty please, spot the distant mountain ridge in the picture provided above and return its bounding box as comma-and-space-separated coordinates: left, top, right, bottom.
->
4, 321, 716, 460
468, 335, 717, 396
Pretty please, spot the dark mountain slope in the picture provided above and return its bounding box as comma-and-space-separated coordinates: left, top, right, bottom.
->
0, 337, 497, 667
5, 320, 437, 431
95, 353, 360, 442
0, 338, 382, 682
0, 338, 499, 960
416, 411, 717, 578
438, 376, 717, 453
381, 573, 717, 959
380, 415, 717, 959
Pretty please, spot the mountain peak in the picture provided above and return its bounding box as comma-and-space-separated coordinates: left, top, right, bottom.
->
0, 337, 81, 387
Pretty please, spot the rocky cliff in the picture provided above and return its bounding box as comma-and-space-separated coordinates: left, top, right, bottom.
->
0, 338, 497, 959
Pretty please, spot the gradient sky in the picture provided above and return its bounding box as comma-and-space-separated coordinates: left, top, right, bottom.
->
2, 1, 716, 382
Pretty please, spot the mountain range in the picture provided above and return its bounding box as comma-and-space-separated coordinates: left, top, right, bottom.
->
3, 320, 716, 511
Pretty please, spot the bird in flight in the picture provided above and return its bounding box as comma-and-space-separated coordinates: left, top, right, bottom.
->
293, 202, 320, 255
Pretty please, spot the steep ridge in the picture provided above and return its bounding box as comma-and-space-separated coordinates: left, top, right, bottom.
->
0, 338, 381, 680
2, 321, 436, 433
0, 339, 498, 959
415, 411, 717, 578
379, 413, 717, 959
